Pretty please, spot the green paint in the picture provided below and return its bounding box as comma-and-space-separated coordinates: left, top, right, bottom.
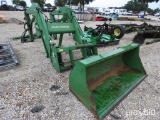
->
70, 44, 147, 119
22, 3, 147, 119
23, 3, 121, 72
93, 73, 146, 118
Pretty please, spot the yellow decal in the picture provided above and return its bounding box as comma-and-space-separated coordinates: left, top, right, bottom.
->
59, 48, 63, 52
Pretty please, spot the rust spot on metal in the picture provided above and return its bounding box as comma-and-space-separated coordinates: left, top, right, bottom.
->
89, 95, 95, 106
90, 106, 99, 119
88, 64, 142, 90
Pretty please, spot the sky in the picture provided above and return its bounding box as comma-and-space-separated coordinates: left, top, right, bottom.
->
3, 0, 160, 9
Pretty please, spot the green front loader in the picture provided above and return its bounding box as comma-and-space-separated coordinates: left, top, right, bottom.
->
22, 3, 147, 119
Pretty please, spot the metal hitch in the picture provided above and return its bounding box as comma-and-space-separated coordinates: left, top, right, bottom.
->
69, 43, 147, 119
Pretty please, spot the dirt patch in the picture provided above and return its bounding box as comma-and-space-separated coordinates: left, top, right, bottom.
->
88, 64, 142, 90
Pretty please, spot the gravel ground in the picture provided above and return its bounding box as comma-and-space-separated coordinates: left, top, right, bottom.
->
0, 11, 160, 120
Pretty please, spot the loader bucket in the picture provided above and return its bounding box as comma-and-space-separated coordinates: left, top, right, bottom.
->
69, 43, 147, 119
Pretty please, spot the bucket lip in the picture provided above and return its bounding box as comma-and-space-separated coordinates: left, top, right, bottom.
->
79, 43, 140, 66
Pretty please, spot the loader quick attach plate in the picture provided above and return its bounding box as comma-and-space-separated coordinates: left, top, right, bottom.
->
69, 43, 147, 119
0, 43, 19, 70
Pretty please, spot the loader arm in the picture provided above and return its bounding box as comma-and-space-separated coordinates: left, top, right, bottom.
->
25, 4, 52, 58
24, 3, 98, 72
49, 6, 84, 43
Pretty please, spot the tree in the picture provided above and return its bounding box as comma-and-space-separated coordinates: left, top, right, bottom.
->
135, 0, 159, 4
72, 0, 94, 12
146, 8, 154, 15
19, 1, 27, 7
31, 0, 46, 7
54, 0, 67, 7
12, 0, 26, 8
8, 5, 15, 11
12, 0, 20, 7
0, 4, 9, 10
135, 0, 159, 15
154, 8, 160, 13
72, 0, 94, 5
123, 1, 147, 11
45, 3, 52, 7
55, 0, 94, 11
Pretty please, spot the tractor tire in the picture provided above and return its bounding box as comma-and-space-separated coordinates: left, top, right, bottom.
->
133, 34, 145, 45
112, 25, 125, 39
